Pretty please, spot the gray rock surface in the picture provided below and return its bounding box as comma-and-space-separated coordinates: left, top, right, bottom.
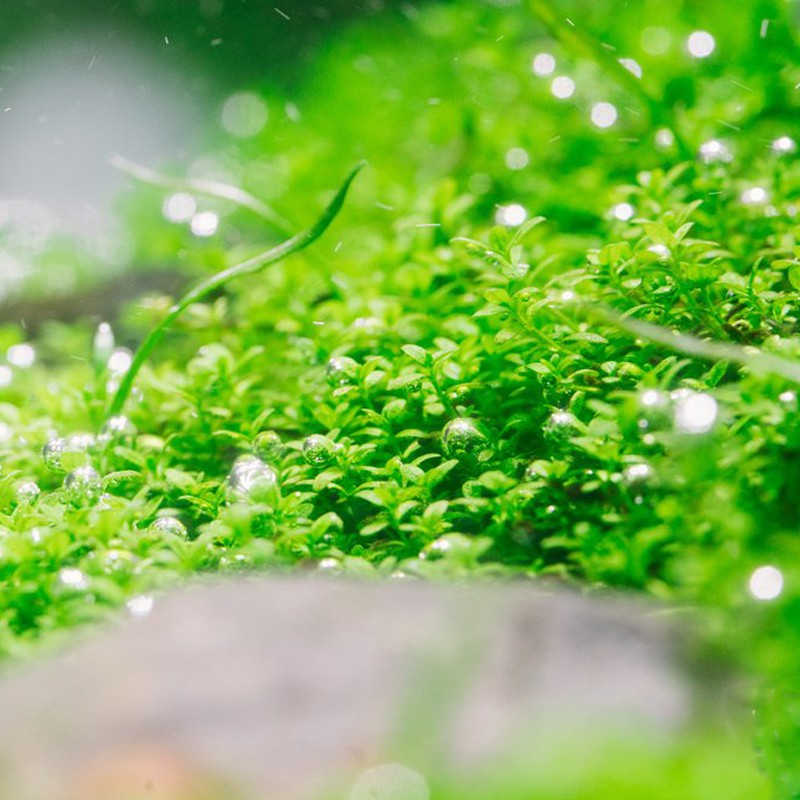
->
0, 578, 692, 799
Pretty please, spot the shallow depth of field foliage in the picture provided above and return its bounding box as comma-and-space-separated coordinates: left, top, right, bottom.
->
1, 0, 800, 795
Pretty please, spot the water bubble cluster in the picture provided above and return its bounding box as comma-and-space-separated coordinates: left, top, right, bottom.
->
442, 417, 490, 459
226, 455, 279, 503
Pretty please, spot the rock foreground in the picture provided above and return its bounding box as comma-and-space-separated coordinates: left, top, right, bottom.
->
0, 578, 700, 798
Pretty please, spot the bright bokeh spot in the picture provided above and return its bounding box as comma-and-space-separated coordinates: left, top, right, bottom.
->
221, 91, 268, 138
687, 30, 716, 58
590, 102, 617, 128
618, 57, 642, 78
7, 343, 35, 368
748, 565, 784, 601
698, 139, 733, 164
505, 147, 530, 170
740, 186, 769, 205
163, 192, 196, 223
190, 211, 219, 237
612, 202, 634, 221
674, 392, 718, 434
551, 75, 575, 99
771, 136, 797, 156
495, 203, 527, 226
641, 26, 671, 55
532, 52, 556, 76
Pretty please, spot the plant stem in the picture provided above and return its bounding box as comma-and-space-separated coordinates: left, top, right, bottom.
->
107, 161, 366, 419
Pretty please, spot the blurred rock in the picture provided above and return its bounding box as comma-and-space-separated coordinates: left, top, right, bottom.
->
0, 578, 693, 799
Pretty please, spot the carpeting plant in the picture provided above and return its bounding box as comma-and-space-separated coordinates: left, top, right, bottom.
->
0, 0, 798, 794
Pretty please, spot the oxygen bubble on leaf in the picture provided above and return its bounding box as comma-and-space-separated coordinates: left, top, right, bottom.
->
253, 430, 284, 463
15, 481, 40, 504
441, 417, 490, 459
326, 355, 359, 387
771, 136, 797, 156
42, 437, 67, 472
544, 410, 577, 440
63, 466, 102, 506
698, 139, 732, 164
673, 391, 718, 434
226, 456, 279, 503
303, 434, 337, 467
148, 516, 188, 537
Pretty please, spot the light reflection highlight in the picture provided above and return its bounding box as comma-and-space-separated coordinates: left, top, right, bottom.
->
748, 565, 783, 601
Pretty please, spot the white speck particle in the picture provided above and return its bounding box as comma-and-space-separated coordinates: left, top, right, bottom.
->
748, 565, 783, 601
687, 30, 716, 58
612, 202, 634, 221
163, 192, 196, 223
7, 343, 35, 368
190, 211, 219, 237
532, 52, 556, 76
591, 102, 618, 129
495, 203, 527, 227
505, 147, 530, 170
551, 75, 575, 99
618, 58, 642, 78
221, 91, 268, 138
674, 392, 717, 434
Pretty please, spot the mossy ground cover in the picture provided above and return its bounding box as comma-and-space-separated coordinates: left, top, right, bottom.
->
0, 0, 799, 795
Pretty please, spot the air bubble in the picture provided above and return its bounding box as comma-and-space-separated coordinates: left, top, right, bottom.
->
687, 30, 716, 58
226, 456, 279, 503
253, 430, 284, 463
673, 390, 718, 434
532, 52, 556, 76
590, 102, 618, 129
771, 136, 797, 156
148, 516, 188, 537
326, 355, 359, 387
551, 76, 575, 99
441, 418, 490, 459
303, 434, 337, 467
15, 481, 40, 504
98, 415, 137, 445
63, 466, 102, 506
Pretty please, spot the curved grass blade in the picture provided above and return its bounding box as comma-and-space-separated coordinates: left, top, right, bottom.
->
109, 153, 293, 234
107, 161, 366, 418
593, 305, 800, 385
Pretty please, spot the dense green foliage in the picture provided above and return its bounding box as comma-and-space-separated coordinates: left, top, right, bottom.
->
1, 0, 799, 795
